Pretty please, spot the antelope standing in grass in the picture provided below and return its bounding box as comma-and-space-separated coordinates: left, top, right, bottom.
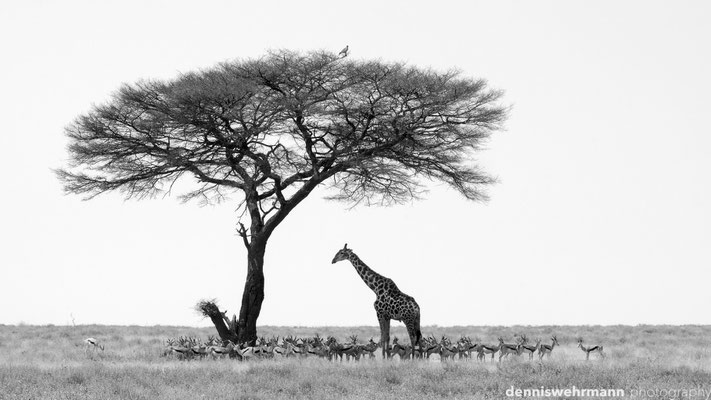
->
439, 337, 459, 361
520, 336, 541, 360
417, 336, 439, 359
83, 337, 104, 355
538, 336, 559, 360
578, 338, 605, 360
498, 337, 521, 362
454, 337, 485, 361
456, 336, 481, 360
327, 337, 351, 362
455, 337, 471, 360
342, 346, 362, 361
360, 338, 380, 359
391, 337, 411, 360
307, 341, 330, 359
341, 335, 363, 361
324, 336, 343, 361
456, 337, 487, 361
475, 344, 488, 361
478, 341, 500, 361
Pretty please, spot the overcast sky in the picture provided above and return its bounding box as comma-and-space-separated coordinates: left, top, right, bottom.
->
1, 0, 709, 328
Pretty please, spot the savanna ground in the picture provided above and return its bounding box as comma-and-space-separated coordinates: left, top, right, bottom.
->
1, 325, 710, 399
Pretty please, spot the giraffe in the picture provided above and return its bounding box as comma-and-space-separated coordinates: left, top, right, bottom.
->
331, 243, 422, 359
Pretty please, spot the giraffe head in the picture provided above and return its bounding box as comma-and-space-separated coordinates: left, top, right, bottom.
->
331, 243, 354, 264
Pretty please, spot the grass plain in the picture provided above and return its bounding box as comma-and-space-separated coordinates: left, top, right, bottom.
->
1, 324, 710, 399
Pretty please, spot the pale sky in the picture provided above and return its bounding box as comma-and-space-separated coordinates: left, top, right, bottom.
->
1, 0, 709, 327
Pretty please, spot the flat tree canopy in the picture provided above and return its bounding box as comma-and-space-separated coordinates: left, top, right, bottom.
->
58, 50, 507, 343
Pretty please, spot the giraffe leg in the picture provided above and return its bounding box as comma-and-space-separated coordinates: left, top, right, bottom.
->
405, 319, 421, 360
414, 320, 422, 359
378, 315, 390, 359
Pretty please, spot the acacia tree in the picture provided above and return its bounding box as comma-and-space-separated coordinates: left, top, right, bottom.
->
57, 50, 507, 344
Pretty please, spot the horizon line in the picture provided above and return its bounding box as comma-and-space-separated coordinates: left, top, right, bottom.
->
5, 323, 710, 328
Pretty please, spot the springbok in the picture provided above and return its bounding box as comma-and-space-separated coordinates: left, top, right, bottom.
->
209, 341, 235, 359
391, 337, 411, 360
306, 337, 330, 359
520, 336, 541, 360
498, 337, 521, 362
274, 341, 296, 358
459, 337, 484, 361
577, 338, 605, 360
235, 342, 256, 360
438, 337, 458, 361
422, 336, 442, 359
479, 341, 500, 361
342, 335, 362, 361
360, 338, 380, 359
538, 336, 559, 360
84, 337, 104, 354
169, 345, 192, 359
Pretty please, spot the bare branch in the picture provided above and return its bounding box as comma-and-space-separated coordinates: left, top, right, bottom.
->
236, 222, 250, 249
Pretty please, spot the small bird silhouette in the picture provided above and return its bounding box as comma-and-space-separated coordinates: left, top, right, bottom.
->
338, 45, 349, 57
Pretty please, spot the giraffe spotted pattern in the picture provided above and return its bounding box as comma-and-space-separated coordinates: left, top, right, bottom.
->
331, 244, 422, 358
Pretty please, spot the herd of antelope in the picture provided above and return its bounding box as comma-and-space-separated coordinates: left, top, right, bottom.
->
156, 334, 605, 362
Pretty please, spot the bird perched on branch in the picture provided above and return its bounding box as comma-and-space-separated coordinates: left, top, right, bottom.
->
338, 45, 349, 57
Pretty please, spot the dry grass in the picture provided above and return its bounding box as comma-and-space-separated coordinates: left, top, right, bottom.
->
1, 325, 710, 399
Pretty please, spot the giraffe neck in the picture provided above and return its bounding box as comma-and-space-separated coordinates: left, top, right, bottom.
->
346, 253, 385, 293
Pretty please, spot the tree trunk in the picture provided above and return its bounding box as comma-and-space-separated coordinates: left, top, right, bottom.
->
208, 311, 238, 343
204, 183, 323, 344
236, 240, 266, 345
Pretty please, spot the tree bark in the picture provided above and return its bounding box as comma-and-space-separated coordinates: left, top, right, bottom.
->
236, 239, 266, 345
196, 299, 238, 343
209, 313, 238, 343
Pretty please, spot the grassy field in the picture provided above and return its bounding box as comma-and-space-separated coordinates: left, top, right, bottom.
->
1, 324, 710, 399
